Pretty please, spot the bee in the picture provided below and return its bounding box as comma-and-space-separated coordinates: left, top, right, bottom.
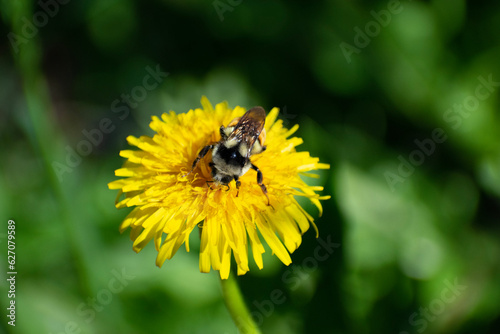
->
187, 107, 271, 206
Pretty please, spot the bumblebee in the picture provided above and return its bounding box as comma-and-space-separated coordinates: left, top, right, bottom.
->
188, 107, 271, 206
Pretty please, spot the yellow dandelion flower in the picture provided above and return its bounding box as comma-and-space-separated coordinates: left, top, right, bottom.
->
108, 96, 330, 279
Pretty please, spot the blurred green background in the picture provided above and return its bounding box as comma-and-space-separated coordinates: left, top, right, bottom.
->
1, 0, 500, 333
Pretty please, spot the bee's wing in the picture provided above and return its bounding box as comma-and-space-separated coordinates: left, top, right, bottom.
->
228, 107, 266, 157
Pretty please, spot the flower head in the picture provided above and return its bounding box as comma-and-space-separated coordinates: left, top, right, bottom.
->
108, 97, 330, 279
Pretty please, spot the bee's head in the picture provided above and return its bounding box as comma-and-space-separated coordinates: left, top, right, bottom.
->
211, 170, 233, 185
220, 175, 233, 184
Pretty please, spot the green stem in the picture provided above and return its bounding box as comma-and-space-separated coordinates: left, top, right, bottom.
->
220, 273, 262, 334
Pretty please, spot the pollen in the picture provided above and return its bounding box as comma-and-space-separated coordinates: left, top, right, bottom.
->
108, 96, 330, 279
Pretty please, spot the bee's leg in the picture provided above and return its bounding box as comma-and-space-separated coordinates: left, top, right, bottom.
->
184, 145, 213, 176
251, 164, 273, 208
192, 145, 213, 170
235, 177, 241, 197
219, 126, 228, 140
206, 180, 214, 190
